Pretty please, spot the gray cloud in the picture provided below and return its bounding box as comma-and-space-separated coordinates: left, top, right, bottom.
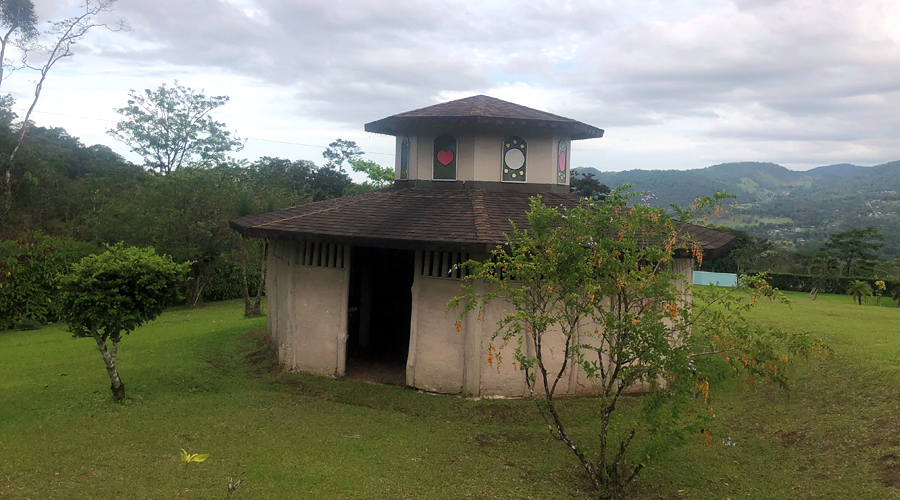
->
27, 0, 900, 169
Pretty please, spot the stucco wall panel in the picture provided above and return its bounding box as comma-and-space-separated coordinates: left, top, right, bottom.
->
409, 276, 465, 394
289, 264, 348, 377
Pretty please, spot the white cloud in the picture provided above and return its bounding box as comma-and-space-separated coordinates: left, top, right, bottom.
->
2, 0, 898, 172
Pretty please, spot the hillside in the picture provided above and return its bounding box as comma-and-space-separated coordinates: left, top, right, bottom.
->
575, 161, 900, 257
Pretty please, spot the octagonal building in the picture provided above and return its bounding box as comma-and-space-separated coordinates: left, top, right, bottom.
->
230, 95, 734, 397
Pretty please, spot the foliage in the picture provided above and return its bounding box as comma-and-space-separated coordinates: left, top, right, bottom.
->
875, 280, 886, 306
570, 172, 610, 200
59, 243, 189, 400
0, 0, 38, 87
322, 138, 362, 172
2, 0, 126, 221
348, 157, 394, 188
15, 317, 40, 330
845, 280, 873, 306
763, 272, 898, 298
108, 81, 244, 174
823, 226, 885, 277
450, 190, 823, 499
807, 249, 842, 299
0, 228, 96, 330
250, 156, 349, 201
180, 449, 209, 465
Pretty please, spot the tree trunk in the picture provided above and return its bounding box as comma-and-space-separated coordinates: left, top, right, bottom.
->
242, 238, 265, 317
92, 332, 125, 402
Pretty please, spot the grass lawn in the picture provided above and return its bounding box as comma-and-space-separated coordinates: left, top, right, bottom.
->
1, 294, 899, 499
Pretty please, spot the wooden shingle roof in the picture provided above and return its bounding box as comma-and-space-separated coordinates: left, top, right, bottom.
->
230, 187, 735, 256
364, 95, 605, 140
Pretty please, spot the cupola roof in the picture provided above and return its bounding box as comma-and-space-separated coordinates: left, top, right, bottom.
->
364, 95, 604, 140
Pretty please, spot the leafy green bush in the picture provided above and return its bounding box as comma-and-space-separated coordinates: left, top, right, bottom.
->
200, 257, 262, 302
766, 273, 899, 296
60, 243, 190, 401
0, 229, 97, 330
16, 318, 42, 330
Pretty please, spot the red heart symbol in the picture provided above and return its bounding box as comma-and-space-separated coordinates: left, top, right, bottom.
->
437, 149, 454, 166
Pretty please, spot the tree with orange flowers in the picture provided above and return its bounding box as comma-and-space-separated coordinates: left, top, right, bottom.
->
450, 188, 825, 500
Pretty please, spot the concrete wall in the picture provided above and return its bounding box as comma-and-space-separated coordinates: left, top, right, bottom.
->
265, 239, 350, 377
266, 242, 694, 399
405, 253, 696, 398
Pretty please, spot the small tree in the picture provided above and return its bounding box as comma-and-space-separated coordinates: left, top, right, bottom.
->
875, 280, 887, 306
60, 244, 189, 401
450, 191, 823, 499
846, 280, 873, 306
807, 249, 841, 300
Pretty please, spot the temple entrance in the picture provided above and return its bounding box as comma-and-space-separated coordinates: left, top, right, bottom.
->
346, 247, 415, 386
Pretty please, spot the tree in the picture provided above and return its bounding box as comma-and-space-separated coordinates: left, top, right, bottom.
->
807, 249, 841, 300
846, 280, 873, 306
570, 172, 610, 200
450, 191, 823, 499
322, 138, 362, 172
108, 81, 244, 174
95, 166, 243, 306
0, 0, 37, 88
348, 157, 393, 188
875, 280, 887, 307
59, 244, 189, 401
824, 226, 885, 276
3, 0, 125, 218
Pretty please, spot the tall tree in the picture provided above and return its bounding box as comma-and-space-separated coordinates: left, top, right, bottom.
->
322, 138, 362, 173
0, 0, 37, 89
824, 226, 885, 276
108, 81, 244, 174
3, 0, 125, 219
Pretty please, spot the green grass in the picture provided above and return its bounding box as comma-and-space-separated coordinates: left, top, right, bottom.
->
1, 295, 899, 499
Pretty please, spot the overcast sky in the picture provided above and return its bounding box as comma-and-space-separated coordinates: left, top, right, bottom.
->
5, 0, 900, 172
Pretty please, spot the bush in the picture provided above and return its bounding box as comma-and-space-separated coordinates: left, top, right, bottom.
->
16, 318, 42, 330
766, 272, 899, 297
60, 243, 190, 401
0, 229, 97, 330
199, 257, 262, 302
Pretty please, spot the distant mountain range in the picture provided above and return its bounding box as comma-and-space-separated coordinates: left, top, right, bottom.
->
573, 161, 900, 258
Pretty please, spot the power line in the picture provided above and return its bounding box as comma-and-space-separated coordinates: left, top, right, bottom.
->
11, 107, 396, 157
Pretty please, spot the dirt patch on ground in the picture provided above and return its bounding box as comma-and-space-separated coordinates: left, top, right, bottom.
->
472, 403, 530, 424
878, 454, 900, 487
775, 429, 808, 449
473, 431, 540, 448
344, 358, 406, 386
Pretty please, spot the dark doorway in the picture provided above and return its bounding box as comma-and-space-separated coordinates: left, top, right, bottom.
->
346, 247, 415, 386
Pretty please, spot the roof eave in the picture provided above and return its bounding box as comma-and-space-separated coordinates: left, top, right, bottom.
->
364, 116, 604, 139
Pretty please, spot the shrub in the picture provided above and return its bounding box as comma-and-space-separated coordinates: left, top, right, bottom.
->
60, 244, 190, 401
0, 229, 97, 330
766, 272, 899, 297
16, 318, 42, 330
